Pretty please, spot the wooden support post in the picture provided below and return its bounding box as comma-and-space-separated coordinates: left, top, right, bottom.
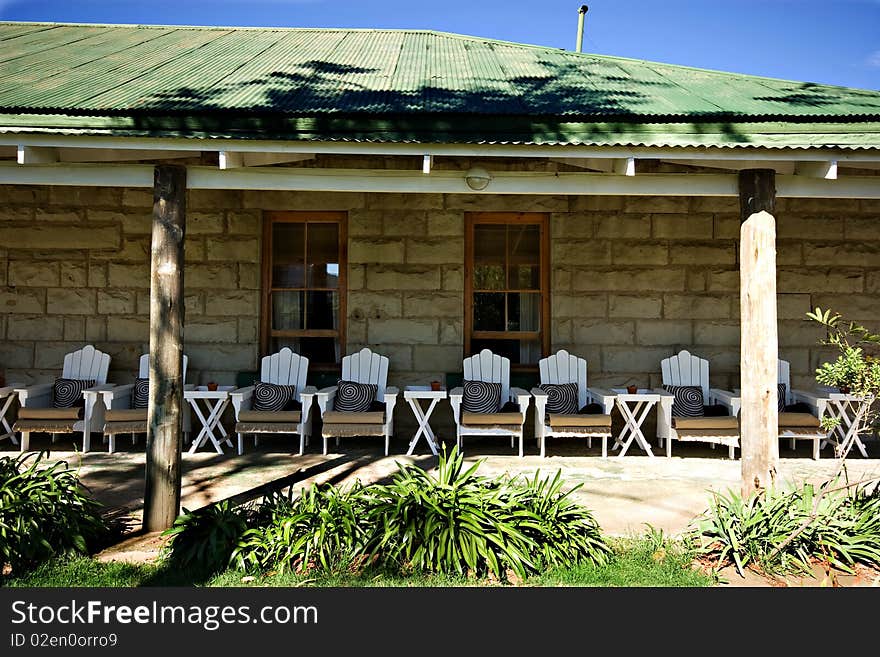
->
738, 169, 776, 221
143, 165, 186, 532
739, 209, 779, 497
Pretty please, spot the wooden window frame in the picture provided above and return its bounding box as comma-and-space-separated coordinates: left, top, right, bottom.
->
464, 212, 551, 369
261, 211, 348, 370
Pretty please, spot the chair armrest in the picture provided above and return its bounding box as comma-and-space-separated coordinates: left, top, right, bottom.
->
383, 387, 399, 416
586, 387, 616, 414
99, 383, 135, 410
790, 389, 826, 417
298, 386, 318, 422
511, 387, 531, 420
709, 388, 741, 416
316, 386, 338, 416
14, 383, 54, 407
230, 385, 255, 418
530, 387, 548, 398
448, 387, 463, 423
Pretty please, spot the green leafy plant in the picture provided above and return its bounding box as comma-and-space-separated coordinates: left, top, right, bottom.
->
0, 452, 109, 573
163, 500, 248, 575
690, 480, 880, 577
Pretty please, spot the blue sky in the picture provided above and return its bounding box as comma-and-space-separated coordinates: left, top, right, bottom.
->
2, 0, 878, 90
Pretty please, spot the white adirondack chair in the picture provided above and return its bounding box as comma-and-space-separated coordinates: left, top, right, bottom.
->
655, 349, 740, 458
12, 345, 112, 452
315, 347, 399, 455
776, 359, 831, 460
97, 353, 192, 453
531, 350, 615, 457
449, 349, 531, 457
230, 348, 317, 455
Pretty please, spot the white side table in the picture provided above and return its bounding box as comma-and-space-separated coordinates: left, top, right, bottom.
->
817, 388, 871, 458
184, 385, 235, 454
0, 383, 23, 445
610, 388, 660, 457
404, 386, 446, 456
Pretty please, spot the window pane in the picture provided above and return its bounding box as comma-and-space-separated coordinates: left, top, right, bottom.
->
474, 264, 505, 290
272, 291, 304, 330
272, 223, 305, 288
507, 264, 540, 290
474, 224, 505, 262
473, 292, 505, 331
307, 223, 340, 288
272, 336, 340, 364
306, 291, 339, 330
507, 293, 540, 331
471, 338, 541, 365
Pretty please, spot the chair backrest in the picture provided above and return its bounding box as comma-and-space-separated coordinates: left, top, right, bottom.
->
660, 349, 709, 400
260, 348, 309, 401
61, 345, 111, 384
138, 353, 189, 382
538, 349, 588, 408
341, 347, 389, 398
463, 349, 510, 402
778, 359, 792, 405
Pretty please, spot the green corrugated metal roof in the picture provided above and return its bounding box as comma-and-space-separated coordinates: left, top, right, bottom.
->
1, 21, 879, 149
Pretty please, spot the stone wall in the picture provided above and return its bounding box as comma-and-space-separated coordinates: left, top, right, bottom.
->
1, 182, 878, 440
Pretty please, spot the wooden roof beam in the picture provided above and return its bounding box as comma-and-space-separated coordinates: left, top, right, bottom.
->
218, 151, 315, 170
17, 145, 57, 164
795, 160, 838, 180
551, 156, 635, 175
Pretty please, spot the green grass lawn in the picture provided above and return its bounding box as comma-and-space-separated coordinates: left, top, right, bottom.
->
2, 535, 714, 588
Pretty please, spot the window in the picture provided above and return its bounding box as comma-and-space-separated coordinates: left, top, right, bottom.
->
262, 211, 347, 368
465, 212, 549, 367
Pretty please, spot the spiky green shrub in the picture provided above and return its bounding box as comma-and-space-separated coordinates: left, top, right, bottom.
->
0, 452, 108, 573
163, 500, 248, 575
690, 481, 880, 576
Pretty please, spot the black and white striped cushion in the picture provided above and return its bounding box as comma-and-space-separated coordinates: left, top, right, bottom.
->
777, 383, 787, 413
52, 378, 95, 408
539, 382, 579, 415
253, 381, 297, 412
133, 378, 150, 409
663, 384, 704, 418
334, 380, 377, 413
461, 380, 502, 413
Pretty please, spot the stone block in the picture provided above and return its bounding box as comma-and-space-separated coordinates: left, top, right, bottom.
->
776, 241, 803, 265
187, 318, 239, 343
686, 270, 707, 291
636, 320, 692, 345
61, 262, 87, 287
775, 320, 825, 346
0, 185, 47, 205
9, 260, 60, 286
184, 343, 258, 373
812, 294, 880, 321
235, 318, 257, 343
573, 320, 635, 345
663, 294, 730, 319
778, 348, 810, 375
609, 294, 662, 318
553, 240, 611, 266
573, 268, 686, 292
383, 211, 427, 236
349, 291, 403, 320
243, 190, 364, 210
122, 188, 153, 208
553, 293, 607, 318
786, 198, 858, 214
778, 215, 844, 240
407, 237, 463, 265
371, 344, 413, 372
439, 319, 462, 345
444, 194, 566, 212
350, 238, 405, 264
553, 268, 572, 292
88, 264, 107, 288
867, 271, 880, 294
403, 292, 461, 318
804, 242, 880, 267
346, 319, 367, 344
777, 293, 813, 320
85, 317, 106, 342
185, 263, 238, 289
107, 316, 149, 342
691, 197, 737, 213
602, 346, 674, 373
0, 225, 120, 250
34, 208, 83, 224
8, 316, 63, 341
120, 212, 151, 235
348, 210, 383, 237
64, 318, 85, 341
34, 342, 79, 370
707, 269, 739, 291
427, 212, 463, 236
652, 213, 713, 239
859, 199, 880, 213
693, 321, 741, 346
551, 212, 596, 238
596, 214, 651, 239
187, 212, 225, 235
412, 345, 462, 372
90, 236, 150, 262
367, 319, 437, 344
0, 207, 33, 222
367, 265, 441, 290
188, 189, 242, 211
46, 288, 95, 315
50, 186, 121, 207
611, 242, 668, 265
693, 348, 740, 373
844, 216, 880, 240
0, 341, 34, 369
442, 266, 464, 291
669, 243, 736, 265
568, 196, 624, 212
777, 269, 863, 294
227, 210, 261, 235
98, 290, 136, 315
624, 197, 687, 214
366, 193, 444, 210
713, 214, 741, 240
238, 263, 260, 289
552, 318, 573, 343
349, 265, 365, 290
185, 237, 206, 263
206, 237, 259, 263
204, 290, 258, 316
108, 263, 149, 288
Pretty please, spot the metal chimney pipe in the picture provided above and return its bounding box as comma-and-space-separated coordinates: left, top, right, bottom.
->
575, 5, 589, 53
